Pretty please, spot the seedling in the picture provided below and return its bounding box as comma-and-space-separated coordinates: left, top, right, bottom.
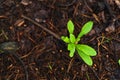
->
61, 20, 97, 66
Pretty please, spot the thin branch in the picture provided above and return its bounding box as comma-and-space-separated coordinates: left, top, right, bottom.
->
21, 15, 61, 40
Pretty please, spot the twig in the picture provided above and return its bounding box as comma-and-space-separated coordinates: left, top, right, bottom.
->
83, 0, 100, 23
89, 66, 100, 80
21, 15, 61, 40
11, 52, 28, 80
67, 58, 74, 73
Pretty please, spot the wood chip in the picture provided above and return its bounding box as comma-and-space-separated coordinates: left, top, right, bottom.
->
14, 19, 25, 27
21, 0, 30, 5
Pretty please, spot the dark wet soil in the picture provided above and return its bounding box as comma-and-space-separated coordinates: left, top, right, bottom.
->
0, 0, 120, 80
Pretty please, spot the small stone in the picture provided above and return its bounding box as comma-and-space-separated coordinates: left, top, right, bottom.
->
105, 23, 115, 33
35, 18, 43, 22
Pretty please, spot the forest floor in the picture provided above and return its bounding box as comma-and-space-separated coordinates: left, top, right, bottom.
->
0, 0, 120, 80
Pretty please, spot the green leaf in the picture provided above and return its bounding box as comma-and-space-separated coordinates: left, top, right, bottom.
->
76, 44, 97, 56
70, 34, 76, 43
118, 59, 120, 65
61, 36, 70, 43
77, 21, 93, 41
77, 49, 93, 66
67, 20, 74, 34
67, 43, 75, 57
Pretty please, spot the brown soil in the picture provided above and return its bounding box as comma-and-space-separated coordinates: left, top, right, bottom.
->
0, 0, 120, 80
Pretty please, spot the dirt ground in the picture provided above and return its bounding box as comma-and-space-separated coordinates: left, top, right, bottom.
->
0, 0, 120, 80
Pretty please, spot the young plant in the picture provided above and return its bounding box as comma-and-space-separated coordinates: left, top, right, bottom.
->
61, 20, 97, 66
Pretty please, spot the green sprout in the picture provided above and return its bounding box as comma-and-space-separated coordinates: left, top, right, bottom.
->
61, 20, 97, 66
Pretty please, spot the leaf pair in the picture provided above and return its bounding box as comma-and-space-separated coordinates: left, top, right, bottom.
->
67, 44, 97, 66
76, 44, 97, 66
76, 44, 96, 56
67, 20, 93, 43
61, 20, 76, 44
